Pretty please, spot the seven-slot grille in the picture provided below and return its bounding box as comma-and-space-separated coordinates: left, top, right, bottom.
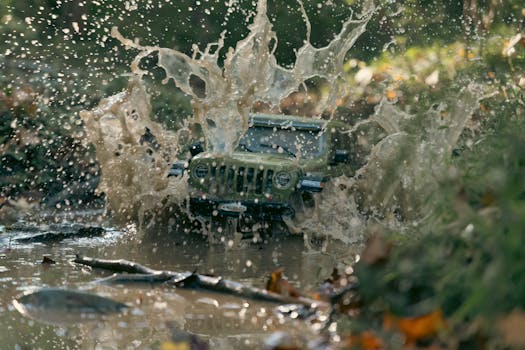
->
207, 163, 274, 195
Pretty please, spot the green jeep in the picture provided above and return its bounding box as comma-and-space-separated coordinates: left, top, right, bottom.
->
170, 113, 367, 237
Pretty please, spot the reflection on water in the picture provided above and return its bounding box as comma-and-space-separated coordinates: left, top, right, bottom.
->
0, 211, 354, 349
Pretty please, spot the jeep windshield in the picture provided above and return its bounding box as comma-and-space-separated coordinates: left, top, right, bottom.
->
237, 125, 326, 159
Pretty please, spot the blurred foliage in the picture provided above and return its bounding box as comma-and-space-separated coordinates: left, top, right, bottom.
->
348, 53, 525, 347
350, 113, 525, 347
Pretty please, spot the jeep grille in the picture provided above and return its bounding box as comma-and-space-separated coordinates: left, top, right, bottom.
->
208, 164, 274, 195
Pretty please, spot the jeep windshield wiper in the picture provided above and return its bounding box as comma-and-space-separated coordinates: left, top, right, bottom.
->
259, 143, 296, 158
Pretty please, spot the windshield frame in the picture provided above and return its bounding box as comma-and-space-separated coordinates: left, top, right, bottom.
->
237, 124, 327, 159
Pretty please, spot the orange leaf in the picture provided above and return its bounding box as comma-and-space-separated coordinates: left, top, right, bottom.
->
161, 341, 190, 350
311, 292, 324, 301
383, 309, 445, 344
265, 268, 301, 297
361, 331, 383, 350
266, 268, 285, 294
346, 331, 383, 350
386, 89, 397, 101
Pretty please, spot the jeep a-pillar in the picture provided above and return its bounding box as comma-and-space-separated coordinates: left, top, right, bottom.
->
169, 113, 357, 241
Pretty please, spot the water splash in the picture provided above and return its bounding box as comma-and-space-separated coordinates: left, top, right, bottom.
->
355, 85, 484, 221
81, 0, 484, 244
286, 84, 485, 245
81, 0, 372, 227
111, 0, 372, 154
80, 79, 188, 225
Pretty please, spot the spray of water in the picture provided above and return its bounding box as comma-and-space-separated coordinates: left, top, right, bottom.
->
80, 79, 188, 225
81, 0, 483, 244
355, 87, 484, 221
110, 0, 372, 154
287, 85, 485, 244
81, 0, 371, 226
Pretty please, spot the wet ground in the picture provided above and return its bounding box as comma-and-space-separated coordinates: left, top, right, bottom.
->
0, 210, 358, 349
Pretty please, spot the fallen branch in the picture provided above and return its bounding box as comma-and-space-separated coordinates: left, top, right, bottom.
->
97, 272, 179, 284
74, 254, 162, 275
74, 255, 324, 307
17, 227, 105, 243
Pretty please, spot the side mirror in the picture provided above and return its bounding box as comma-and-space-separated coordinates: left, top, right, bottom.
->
189, 141, 204, 157
334, 149, 349, 163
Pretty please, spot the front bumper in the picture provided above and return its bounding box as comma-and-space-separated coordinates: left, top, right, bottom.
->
189, 197, 295, 221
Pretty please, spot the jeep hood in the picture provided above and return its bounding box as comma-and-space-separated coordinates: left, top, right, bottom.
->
194, 151, 297, 168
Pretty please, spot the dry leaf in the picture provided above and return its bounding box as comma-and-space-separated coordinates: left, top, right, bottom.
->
161, 342, 190, 350
345, 331, 383, 350
497, 310, 525, 347
265, 268, 300, 298
266, 268, 285, 294
383, 309, 445, 344
386, 89, 398, 101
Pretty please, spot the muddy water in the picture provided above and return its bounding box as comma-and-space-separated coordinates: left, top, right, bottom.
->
0, 211, 355, 349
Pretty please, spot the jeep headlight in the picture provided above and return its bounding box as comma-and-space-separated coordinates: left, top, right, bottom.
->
192, 164, 209, 179
274, 171, 292, 189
